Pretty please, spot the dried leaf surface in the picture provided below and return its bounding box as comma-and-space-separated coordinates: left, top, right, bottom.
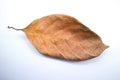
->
23, 14, 108, 60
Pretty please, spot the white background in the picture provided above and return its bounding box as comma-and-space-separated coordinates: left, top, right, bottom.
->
0, 0, 120, 80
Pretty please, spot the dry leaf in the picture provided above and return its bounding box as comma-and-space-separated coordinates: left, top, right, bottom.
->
8, 14, 109, 61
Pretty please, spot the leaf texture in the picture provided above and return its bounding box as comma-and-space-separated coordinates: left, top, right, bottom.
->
23, 14, 108, 60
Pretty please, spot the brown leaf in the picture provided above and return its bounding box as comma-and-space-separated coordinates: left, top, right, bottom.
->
8, 14, 109, 61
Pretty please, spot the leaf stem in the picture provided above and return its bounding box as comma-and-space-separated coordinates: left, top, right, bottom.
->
8, 26, 23, 31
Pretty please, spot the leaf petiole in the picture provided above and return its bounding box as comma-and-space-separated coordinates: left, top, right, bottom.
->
8, 26, 23, 31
